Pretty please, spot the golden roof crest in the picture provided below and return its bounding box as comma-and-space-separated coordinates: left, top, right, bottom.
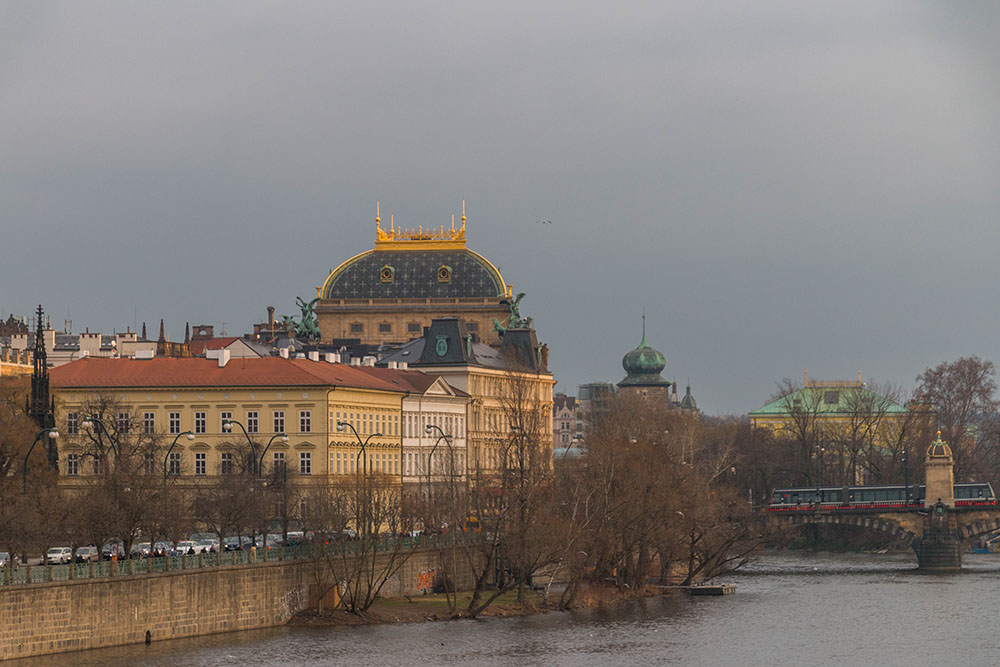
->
374, 200, 467, 250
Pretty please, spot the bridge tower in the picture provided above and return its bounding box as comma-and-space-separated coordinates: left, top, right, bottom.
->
924, 431, 954, 508
914, 432, 961, 570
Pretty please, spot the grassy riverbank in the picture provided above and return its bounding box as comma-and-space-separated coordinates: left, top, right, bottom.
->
289, 585, 662, 626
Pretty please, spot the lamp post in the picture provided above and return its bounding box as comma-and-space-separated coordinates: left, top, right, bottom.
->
163, 431, 195, 484
258, 433, 289, 480
337, 421, 382, 537
22, 428, 59, 494
80, 416, 120, 459
903, 447, 911, 506
424, 424, 453, 528
336, 421, 381, 477
222, 418, 257, 474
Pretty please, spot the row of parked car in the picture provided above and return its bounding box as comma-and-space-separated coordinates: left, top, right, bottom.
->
0, 531, 323, 568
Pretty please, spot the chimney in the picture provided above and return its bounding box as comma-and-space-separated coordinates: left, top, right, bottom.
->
388, 361, 398, 369
141, 322, 147, 340
308, 350, 320, 362
279, 347, 289, 359
218, 349, 231, 367
350, 357, 361, 366
324, 352, 337, 363
158, 319, 166, 343
267, 306, 275, 329
399, 361, 408, 370
185, 322, 190, 344
363, 356, 376, 366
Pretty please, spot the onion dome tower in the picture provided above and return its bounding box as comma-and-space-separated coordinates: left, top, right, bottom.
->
681, 384, 698, 411
618, 314, 671, 398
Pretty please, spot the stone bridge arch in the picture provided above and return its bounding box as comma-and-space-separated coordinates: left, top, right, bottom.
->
957, 516, 1000, 540
772, 513, 918, 547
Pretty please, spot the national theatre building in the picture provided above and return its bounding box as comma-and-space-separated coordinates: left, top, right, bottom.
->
314, 204, 514, 346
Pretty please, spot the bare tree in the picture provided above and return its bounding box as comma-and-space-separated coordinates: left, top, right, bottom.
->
916, 356, 1000, 480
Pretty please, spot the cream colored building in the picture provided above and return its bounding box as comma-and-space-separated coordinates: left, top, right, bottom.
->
380, 318, 555, 477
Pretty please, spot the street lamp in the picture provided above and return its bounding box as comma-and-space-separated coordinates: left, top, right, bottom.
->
80, 416, 120, 459
424, 423, 453, 504
258, 433, 289, 479
23, 428, 59, 494
163, 431, 195, 483
222, 418, 257, 473
336, 421, 381, 476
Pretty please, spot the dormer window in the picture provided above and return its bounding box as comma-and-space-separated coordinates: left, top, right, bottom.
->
380, 265, 395, 283
437, 265, 452, 283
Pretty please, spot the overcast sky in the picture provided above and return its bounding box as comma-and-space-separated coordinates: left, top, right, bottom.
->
3, 2, 999, 414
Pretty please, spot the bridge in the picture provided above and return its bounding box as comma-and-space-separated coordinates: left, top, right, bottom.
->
769, 434, 1000, 570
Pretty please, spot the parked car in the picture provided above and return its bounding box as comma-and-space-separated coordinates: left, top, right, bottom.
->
46, 547, 72, 564
102, 542, 125, 560
176, 540, 200, 554
0, 552, 18, 568
75, 546, 98, 563
130, 542, 151, 558
195, 538, 219, 553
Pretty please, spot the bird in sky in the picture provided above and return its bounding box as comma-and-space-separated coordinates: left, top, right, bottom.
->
535, 219, 552, 224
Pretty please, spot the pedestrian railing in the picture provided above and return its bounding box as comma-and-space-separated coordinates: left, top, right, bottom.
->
0, 533, 474, 587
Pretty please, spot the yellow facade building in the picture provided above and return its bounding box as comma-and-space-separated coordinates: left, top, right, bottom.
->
49, 356, 410, 490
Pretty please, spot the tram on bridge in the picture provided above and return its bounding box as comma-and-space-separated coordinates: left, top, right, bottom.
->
768, 482, 997, 511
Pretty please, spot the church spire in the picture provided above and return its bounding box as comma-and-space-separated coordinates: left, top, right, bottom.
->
28, 304, 53, 429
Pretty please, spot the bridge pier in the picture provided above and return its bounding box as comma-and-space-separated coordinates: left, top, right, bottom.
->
912, 534, 962, 571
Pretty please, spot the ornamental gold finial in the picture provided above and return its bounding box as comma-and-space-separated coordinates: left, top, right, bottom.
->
937, 430, 942, 440
451, 213, 455, 233
376, 201, 380, 225
461, 200, 466, 233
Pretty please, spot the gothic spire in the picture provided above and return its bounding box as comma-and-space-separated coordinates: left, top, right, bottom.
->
28, 304, 53, 429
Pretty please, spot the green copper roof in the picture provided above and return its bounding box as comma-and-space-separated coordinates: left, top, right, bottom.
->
618, 314, 670, 388
749, 385, 908, 416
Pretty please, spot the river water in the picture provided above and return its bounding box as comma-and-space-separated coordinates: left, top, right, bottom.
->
17, 551, 1000, 666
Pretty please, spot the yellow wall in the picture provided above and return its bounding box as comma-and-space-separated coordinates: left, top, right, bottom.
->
52, 383, 404, 489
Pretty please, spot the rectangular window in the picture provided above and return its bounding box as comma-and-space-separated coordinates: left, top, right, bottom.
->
67, 454, 79, 476
143, 412, 156, 435
169, 412, 181, 435
378, 322, 392, 333
194, 452, 206, 476
408, 322, 421, 333
273, 410, 285, 434
466, 321, 478, 332
144, 453, 155, 475
194, 412, 206, 434
273, 452, 286, 475
350, 323, 363, 334
220, 411, 232, 431
118, 412, 131, 434
93, 455, 103, 476
66, 412, 79, 435
168, 452, 181, 476
220, 452, 233, 475
299, 410, 311, 433
246, 411, 259, 433
300, 452, 311, 475
824, 391, 840, 405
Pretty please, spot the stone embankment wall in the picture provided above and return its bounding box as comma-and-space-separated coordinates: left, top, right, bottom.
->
0, 548, 470, 660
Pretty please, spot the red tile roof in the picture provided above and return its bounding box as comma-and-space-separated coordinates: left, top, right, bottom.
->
188, 337, 242, 355
50, 357, 406, 393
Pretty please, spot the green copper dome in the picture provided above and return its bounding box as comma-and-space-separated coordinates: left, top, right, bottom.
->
681, 384, 697, 410
618, 315, 670, 388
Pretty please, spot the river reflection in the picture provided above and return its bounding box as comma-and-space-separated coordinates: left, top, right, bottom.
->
16, 551, 1000, 666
